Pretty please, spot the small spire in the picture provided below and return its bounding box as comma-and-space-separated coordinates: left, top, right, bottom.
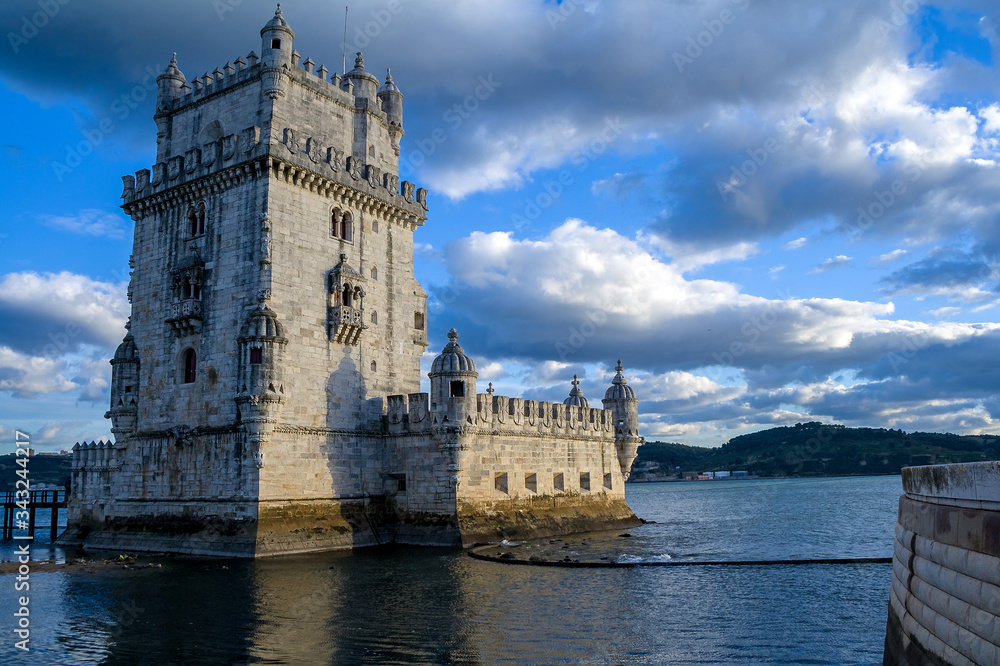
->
275, 3, 282, 18
385, 67, 393, 84
447, 328, 458, 342
612, 360, 628, 385
170, 52, 177, 65
355, 52, 364, 69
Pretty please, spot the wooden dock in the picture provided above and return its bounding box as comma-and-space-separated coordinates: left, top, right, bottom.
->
1, 489, 67, 541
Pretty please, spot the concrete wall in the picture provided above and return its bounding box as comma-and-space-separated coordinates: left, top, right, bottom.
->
884, 461, 1000, 666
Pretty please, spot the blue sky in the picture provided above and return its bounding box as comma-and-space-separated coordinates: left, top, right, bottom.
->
4, 0, 1000, 452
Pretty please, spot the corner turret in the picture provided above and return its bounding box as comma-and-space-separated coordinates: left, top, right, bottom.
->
236, 301, 288, 468
429, 328, 477, 425
602, 360, 643, 479
156, 53, 186, 110
378, 68, 403, 127
378, 67, 405, 156
260, 4, 294, 69
105, 321, 140, 439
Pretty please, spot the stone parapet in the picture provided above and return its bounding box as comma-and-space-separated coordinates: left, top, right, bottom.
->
884, 461, 1000, 666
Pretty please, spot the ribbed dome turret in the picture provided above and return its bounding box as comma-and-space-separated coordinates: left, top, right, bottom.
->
563, 375, 590, 408
378, 68, 401, 95
346, 52, 379, 83
260, 4, 294, 38
346, 51, 379, 99
430, 328, 476, 375
378, 67, 404, 128
604, 360, 636, 401
113, 330, 138, 362
158, 53, 185, 84
238, 304, 287, 342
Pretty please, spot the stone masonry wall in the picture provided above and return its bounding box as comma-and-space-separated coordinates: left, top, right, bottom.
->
884, 461, 1000, 666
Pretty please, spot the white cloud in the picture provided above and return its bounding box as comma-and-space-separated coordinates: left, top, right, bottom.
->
811, 255, 853, 273
874, 249, 908, 263
783, 237, 808, 250
0, 271, 129, 354
39, 209, 129, 239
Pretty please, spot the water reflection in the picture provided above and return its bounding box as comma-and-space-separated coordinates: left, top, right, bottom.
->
0, 477, 897, 664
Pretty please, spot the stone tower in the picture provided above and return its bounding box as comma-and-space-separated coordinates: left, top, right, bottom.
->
66, 7, 642, 557
68, 6, 431, 555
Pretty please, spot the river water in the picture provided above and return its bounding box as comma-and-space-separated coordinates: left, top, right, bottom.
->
0, 475, 899, 664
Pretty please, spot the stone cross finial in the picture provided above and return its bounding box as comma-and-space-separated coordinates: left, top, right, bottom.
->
616, 359, 623, 372
448, 328, 458, 342
487, 382, 494, 395
572, 374, 580, 389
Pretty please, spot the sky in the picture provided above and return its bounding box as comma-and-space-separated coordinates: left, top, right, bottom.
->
3, 0, 1000, 453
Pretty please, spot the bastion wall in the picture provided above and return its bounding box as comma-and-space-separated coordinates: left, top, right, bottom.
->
883, 461, 1000, 666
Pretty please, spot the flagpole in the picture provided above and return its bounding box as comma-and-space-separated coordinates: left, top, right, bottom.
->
342, 5, 348, 77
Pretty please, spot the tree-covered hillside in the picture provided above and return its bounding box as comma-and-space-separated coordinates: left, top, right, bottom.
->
631, 422, 1000, 479
0, 454, 72, 490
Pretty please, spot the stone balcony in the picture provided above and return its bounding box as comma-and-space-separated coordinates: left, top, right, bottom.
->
328, 305, 364, 345
167, 298, 202, 337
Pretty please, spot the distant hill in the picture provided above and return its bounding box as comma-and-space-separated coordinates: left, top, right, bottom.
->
631, 422, 1000, 480
0, 453, 72, 490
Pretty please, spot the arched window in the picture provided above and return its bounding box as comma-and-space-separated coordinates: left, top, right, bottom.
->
183, 349, 197, 383
249, 347, 263, 365
371, 311, 377, 324
188, 203, 205, 238
341, 213, 353, 243
370, 360, 377, 372
342, 283, 353, 307
331, 208, 341, 238
371, 219, 379, 233
371, 267, 377, 280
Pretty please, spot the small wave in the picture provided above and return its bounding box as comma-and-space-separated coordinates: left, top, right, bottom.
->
616, 553, 673, 564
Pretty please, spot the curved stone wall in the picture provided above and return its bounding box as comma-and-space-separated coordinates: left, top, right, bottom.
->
884, 462, 1000, 666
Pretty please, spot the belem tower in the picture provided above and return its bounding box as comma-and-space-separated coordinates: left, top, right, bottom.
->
64, 7, 644, 557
